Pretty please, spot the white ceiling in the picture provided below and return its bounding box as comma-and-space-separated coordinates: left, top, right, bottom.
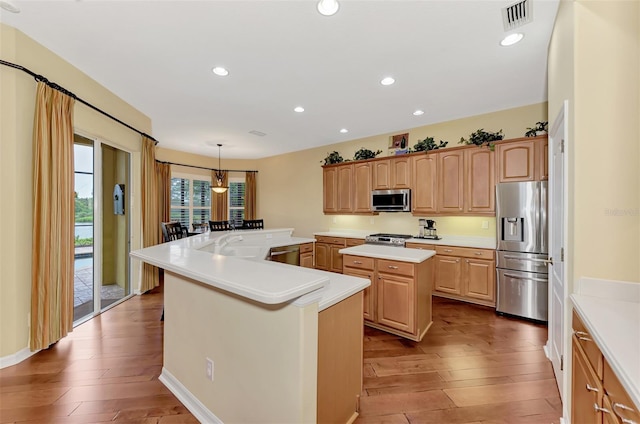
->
1, 0, 559, 159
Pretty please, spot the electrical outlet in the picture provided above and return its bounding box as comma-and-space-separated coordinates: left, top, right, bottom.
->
481, 220, 489, 229
206, 357, 214, 381
332, 217, 337, 224
370, 218, 375, 225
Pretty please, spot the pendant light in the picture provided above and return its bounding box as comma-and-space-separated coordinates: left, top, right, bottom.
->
211, 144, 228, 194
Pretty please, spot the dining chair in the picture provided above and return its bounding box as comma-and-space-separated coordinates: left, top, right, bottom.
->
241, 219, 264, 230
192, 222, 209, 233
208, 220, 232, 231
161, 222, 188, 242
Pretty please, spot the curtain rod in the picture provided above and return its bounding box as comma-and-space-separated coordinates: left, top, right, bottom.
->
157, 160, 257, 174
0, 59, 159, 145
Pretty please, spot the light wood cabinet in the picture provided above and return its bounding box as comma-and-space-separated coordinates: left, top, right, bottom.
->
537, 137, 549, 181
571, 311, 640, 424
337, 164, 353, 213
343, 254, 433, 341
315, 236, 346, 273
299, 243, 314, 268
411, 154, 438, 214
438, 150, 464, 213
465, 147, 495, 214
372, 156, 411, 190
353, 161, 372, 213
495, 138, 537, 183
322, 166, 338, 213
432, 245, 496, 307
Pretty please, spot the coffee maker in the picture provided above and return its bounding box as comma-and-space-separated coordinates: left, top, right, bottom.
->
418, 219, 440, 240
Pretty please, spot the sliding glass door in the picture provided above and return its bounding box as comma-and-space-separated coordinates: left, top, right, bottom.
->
73, 134, 132, 323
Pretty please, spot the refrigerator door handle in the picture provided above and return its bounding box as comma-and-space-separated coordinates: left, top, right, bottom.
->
504, 273, 548, 283
503, 255, 552, 264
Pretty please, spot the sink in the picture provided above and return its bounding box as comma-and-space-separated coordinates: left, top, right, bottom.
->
219, 245, 265, 258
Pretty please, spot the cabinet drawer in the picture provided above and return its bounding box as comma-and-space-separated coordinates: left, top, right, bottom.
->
346, 238, 365, 247
435, 245, 494, 260
343, 255, 374, 271
603, 360, 640, 424
316, 236, 346, 246
377, 259, 414, 277
405, 242, 435, 250
572, 311, 603, 378
299, 243, 314, 254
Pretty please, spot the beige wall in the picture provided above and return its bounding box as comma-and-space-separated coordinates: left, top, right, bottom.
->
258, 103, 547, 239
0, 24, 151, 358
164, 272, 317, 423
548, 1, 640, 284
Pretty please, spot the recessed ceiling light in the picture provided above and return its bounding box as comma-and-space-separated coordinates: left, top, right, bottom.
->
294, 106, 305, 113
212, 66, 229, 76
317, 0, 339, 16
0, 1, 20, 13
500, 33, 524, 46
413, 110, 425, 116
380, 77, 395, 86
340, 129, 348, 133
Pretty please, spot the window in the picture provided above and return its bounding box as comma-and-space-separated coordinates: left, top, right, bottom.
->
171, 174, 211, 227
229, 177, 245, 228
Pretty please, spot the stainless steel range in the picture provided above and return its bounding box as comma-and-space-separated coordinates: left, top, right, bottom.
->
365, 233, 413, 247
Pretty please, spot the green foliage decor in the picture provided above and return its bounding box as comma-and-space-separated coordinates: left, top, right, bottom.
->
459, 128, 504, 150
322, 151, 344, 165
525, 121, 548, 137
412, 137, 448, 152
353, 148, 382, 161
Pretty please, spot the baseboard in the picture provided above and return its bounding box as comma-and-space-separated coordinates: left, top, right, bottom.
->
543, 340, 551, 359
159, 367, 223, 424
0, 347, 39, 369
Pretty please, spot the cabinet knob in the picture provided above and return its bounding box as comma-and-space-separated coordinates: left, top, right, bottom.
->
444, 249, 453, 253
585, 384, 599, 393
353, 261, 362, 265
388, 265, 399, 269
612, 402, 638, 424
465, 259, 469, 263
575, 331, 593, 342
474, 252, 483, 256
593, 403, 612, 415
456, 259, 460, 263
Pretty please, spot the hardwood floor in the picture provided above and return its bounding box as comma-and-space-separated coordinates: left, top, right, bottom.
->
0, 289, 561, 424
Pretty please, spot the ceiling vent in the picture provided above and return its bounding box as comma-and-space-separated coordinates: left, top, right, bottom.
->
249, 130, 266, 137
502, 0, 532, 31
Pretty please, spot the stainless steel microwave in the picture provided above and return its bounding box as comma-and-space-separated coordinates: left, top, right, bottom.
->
371, 189, 411, 212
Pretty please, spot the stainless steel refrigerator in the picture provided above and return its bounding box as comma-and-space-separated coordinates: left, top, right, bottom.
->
496, 181, 548, 322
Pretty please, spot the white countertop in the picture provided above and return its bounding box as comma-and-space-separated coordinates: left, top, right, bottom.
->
130, 228, 369, 311
339, 244, 435, 263
570, 277, 640, 410
314, 229, 495, 249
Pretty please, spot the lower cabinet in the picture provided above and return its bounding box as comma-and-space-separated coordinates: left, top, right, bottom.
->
315, 236, 364, 273
343, 254, 433, 342
299, 242, 314, 268
571, 311, 640, 424
432, 245, 495, 307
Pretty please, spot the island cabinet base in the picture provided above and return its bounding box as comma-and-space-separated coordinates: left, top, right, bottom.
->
317, 292, 363, 424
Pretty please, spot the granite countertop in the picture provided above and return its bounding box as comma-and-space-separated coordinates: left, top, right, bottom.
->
339, 244, 435, 263
570, 277, 640, 411
130, 228, 369, 310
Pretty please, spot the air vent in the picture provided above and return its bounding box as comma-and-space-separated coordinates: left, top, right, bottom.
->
502, 0, 532, 31
249, 130, 266, 137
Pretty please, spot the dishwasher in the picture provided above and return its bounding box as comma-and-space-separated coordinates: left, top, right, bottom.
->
268, 245, 300, 266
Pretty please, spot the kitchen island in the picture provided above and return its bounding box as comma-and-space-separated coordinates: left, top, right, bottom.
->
130, 228, 369, 424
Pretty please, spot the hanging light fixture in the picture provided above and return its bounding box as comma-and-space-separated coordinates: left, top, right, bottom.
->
211, 144, 228, 194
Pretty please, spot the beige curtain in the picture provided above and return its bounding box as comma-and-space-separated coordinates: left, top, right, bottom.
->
141, 136, 160, 292
157, 162, 171, 225
245, 171, 257, 220
30, 82, 75, 350
211, 170, 229, 221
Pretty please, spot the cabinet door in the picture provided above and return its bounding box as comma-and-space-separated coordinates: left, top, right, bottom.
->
315, 243, 329, 271
411, 154, 438, 214
496, 140, 536, 182
323, 167, 338, 213
391, 156, 411, 189
434, 255, 462, 295
372, 159, 391, 190
465, 147, 495, 213
337, 164, 353, 213
438, 150, 464, 213
572, 339, 602, 424
344, 267, 376, 322
463, 258, 495, 302
377, 273, 415, 334
536, 137, 549, 181
353, 162, 372, 213
300, 252, 314, 268
330, 245, 344, 273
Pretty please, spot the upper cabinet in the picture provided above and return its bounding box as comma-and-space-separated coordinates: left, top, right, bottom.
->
372, 156, 411, 190
411, 154, 438, 214
353, 161, 373, 213
437, 150, 465, 213
465, 147, 495, 214
323, 166, 338, 213
495, 136, 547, 183
337, 164, 354, 213
323, 162, 375, 215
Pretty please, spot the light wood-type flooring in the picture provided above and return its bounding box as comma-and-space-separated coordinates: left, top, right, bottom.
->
0, 286, 561, 424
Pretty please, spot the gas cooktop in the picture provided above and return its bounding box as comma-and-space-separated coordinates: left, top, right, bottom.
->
365, 233, 413, 247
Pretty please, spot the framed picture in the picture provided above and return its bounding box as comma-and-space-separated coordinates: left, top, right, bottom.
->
388, 133, 409, 155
